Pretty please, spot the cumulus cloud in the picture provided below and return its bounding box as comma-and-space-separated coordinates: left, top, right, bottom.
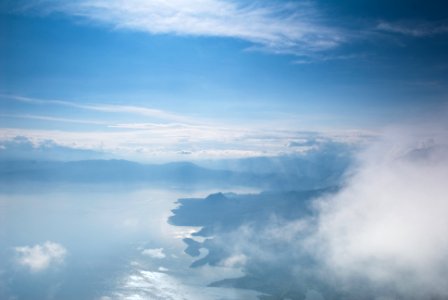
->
16, 0, 345, 56
173, 120, 448, 298
308, 124, 448, 298
225, 122, 448, 298
15, 241, 67, 272
141, 248, 166, 259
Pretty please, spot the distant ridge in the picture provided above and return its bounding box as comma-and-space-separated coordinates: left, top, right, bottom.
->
0, 157, 349, 190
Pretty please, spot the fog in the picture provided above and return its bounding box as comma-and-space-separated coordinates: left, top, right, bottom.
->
309, 125, 448, 299
169, 123, 448, 299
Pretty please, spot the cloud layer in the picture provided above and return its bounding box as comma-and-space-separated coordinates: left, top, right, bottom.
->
0, 94, 373, 161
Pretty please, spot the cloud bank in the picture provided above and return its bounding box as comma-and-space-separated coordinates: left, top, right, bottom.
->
0, 94, 373, 161
309, 125, 448, 298
0, 127, 369, 162
172, 121, 448, 299
15, 241, 67, 272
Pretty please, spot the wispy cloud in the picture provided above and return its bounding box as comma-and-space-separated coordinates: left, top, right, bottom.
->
19, 0, 345, 56
377, 20, 448, 37
1, 94, 193, 123
84, 104, 193, 123
0, 113, 108, 125
292, 53, 368, 65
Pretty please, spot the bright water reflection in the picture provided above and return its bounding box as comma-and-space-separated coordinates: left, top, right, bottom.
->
0, 184, 261, 300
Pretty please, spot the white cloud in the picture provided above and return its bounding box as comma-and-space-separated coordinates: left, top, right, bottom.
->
141, 248, 166, 259
189, 120, 448, 298
0, 93, 376, 160
221, 254, 247, 268
15, 241, 67, 272
0, 112, 108, 125
21, 0, 345, 56
0, 94, 374, 161
0, 126, 369, 161
1, 94, 192, 123
307, 123, 448, 298
377, 21, 448, 37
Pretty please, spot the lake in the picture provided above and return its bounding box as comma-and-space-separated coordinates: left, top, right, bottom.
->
0, 183, 262, 300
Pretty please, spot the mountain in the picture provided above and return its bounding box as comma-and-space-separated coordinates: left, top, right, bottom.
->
0, 160, 237, 187
0, 154, 350, 190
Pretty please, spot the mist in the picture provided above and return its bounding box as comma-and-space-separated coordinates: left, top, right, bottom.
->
308, 124, 448, 299
170, 122, 448, 299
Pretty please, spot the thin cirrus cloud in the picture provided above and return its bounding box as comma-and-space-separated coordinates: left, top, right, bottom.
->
377, 20, 448, 37
0, 113, 109, 125
21, 0, 345, 56
2, 94, 194, 124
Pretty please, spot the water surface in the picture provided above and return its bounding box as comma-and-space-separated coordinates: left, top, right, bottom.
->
0, 184, 261, 300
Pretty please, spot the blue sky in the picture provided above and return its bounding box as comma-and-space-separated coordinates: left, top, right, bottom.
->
1, 0, 447, 161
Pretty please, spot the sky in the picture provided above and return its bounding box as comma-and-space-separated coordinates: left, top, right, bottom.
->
1, 2, 448, 299
1, 0, 448, 161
